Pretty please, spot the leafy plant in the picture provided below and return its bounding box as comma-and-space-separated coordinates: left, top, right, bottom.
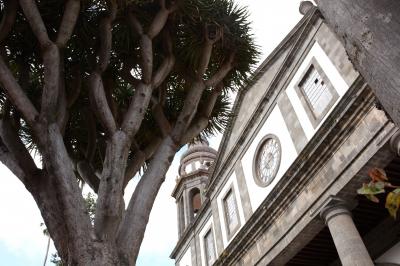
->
357, 167, 400, 218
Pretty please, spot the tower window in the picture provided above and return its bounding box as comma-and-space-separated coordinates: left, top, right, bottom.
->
295, 57, 339, 128
189, 188, 201, 219
223, 188, 240, 237
204, 228, 216, 266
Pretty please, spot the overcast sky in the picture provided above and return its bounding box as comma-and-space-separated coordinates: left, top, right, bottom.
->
0, 1, 303, 265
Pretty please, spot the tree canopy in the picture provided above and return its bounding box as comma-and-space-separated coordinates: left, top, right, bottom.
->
0, 0, 258, 264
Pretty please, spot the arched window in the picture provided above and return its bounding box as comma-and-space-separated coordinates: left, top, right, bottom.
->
189, 188, 201, 219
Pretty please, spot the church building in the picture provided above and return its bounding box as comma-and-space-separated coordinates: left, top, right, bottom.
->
170, 2, 400, 265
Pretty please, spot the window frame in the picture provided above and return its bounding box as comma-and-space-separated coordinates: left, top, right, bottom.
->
222, 186, 241, 240
203, 228, 217, 266
294, 57, 339, 128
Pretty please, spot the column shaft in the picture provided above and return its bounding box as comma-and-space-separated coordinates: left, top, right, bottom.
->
321, 202, 374, 266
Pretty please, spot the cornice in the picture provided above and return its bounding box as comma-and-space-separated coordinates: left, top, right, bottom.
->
171, 169, 211, 198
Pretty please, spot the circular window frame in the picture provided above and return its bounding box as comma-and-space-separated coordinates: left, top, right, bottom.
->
252, 134, 282, 187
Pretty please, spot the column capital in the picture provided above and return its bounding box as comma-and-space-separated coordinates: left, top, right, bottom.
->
390, 129, 400, 156
319, 196, 355, 224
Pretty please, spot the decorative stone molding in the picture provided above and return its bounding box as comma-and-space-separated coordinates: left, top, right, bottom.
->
389, 129, 400, 157
299, 1, 315, 15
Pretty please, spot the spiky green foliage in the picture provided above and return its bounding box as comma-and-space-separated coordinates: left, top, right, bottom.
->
0, 0, 258, 175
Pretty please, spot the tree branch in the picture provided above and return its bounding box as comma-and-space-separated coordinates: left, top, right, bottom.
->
87, 3, 117, 135
165, 27, 226, 142
152, 55, 175, 88
196, 43, 213, 78
0, 0, 18, 42
117, 136, 178, 264
0, 117, 82, 264
0, 138, 71, 264
67, 66, 82, 108
77, 160, 99, 193
152, 30, 175, 87
85, 107, 97, 162
180, 84, 223, 144
205, 53, 234, 87
0, 137, 26, 182
97, 3, 117, 72
196, 25, 223, 78
152, 102, 171, 137
30, 171, 70, 264
94, 131, 130, 241
140, 35, 153, 84
19, 0, 51, 47
56, 0, 81, 48
127, 2, 174, 84
126, 11, 143, 36
0, 119, 37, 175
40, 44, 61, 122
0, 122, 71, 260
56, 52, 68, 134
88, 72, 117, 136
103, 74, 118, 120
147, 3, 169, 39
121, 82, 153, 139
170, 80, 206, 142
0, 56, 39, 127
39, 123, 93, 260
123, 137, 162, 189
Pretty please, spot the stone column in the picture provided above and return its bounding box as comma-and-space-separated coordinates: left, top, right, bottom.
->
320, 199, 374, 266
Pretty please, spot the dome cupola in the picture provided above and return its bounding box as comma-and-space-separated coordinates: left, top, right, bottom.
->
178, 139, 217, 176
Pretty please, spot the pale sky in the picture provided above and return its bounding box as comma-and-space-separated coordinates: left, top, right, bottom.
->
0, 1, 303, 265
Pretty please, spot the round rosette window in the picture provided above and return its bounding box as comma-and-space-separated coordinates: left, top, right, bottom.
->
253, 134, 282, 187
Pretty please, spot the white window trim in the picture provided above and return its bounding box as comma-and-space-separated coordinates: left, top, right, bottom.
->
199, 219, 218, 266
217, 173, 245, 246
294, 56, 339, 128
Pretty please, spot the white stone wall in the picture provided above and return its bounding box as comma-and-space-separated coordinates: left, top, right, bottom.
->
240, 41, 351, 212
241, 105, 298, 211
286, 42, 348, 139
177, 246, 192, 266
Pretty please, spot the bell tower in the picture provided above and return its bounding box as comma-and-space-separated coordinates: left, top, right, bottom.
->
171, 140, 217, 237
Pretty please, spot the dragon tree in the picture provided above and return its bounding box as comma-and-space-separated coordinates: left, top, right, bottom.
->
0, 0, 258, 265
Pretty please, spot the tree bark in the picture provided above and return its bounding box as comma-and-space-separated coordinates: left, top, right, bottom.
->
95, 131, 130, 240
315, 0, 400, 125
117, 136, 178, 265
37, 123, 94, 264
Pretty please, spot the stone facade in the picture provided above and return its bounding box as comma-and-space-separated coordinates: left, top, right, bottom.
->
170, 3, 400, 266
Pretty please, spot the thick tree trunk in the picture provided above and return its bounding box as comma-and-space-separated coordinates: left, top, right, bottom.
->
28, 171, 124, 265
314, 0, 400, 125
